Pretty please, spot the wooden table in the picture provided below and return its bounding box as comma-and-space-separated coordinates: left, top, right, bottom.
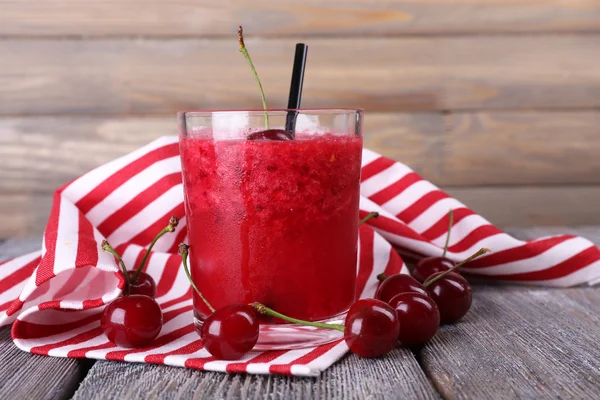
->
1, 227, 599, 399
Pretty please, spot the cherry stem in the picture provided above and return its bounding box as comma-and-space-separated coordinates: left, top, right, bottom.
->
102, 240, 130, 296
423, 247, 492, 288
441, 210, 454, 258
377, 273, 388, 282
358, 211, 379, 226
252, 302, 345, 332
179, 243, 215, 313
238, 26, 269, 130
132, 216, 179, 283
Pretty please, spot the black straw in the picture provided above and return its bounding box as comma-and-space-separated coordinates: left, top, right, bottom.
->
285, 43, 308, 136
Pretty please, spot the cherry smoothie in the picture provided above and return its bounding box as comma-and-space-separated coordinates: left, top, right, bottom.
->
179, 131, 362, 323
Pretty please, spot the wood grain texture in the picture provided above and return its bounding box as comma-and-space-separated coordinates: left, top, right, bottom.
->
72, 348, 439, 400
1, 35, 599, 115
0, 327, 89, 400
3, 186, 600, 239
1, 1, 599, 37
421, 286, 600, 399
1, 111, 599, 194
446, 186, 600, 227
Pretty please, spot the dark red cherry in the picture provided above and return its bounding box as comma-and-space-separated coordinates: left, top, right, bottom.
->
375, 274, 428, 304
389, 292, 440, 346
201, 303, 260, 360
101, 295, 163, 348
412, 257, 456, 283
247, 129, 293, 141
425, 272, 472, 324
127, 271, 156, 298
343, 299, 400, 358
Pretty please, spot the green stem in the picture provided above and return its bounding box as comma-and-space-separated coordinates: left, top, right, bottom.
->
132, 216, 179, 282
423, 247, 492, 288
252, 303, 345, 332
238, 26, 269, 130
358, 211, 379, 226
441, 210, 454, 258
377, 273, 388, 282
179, 243, 215, 313
102, 240, 130, 296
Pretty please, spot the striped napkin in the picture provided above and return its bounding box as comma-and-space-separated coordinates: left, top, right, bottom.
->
0, 136, 598, 377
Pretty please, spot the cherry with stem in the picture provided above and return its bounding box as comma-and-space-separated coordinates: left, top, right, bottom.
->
412, 210, 457, 283
423, 247, 492, 324
253, 299, 400, 358
180, 243, 259, 360
100, 240, 163, 348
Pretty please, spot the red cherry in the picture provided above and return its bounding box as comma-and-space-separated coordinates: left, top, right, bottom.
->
425, 272, 472, 324
101, 295, 163, 348
389, 292, 440, 346
247, 129, 293, 141
201, 304, 260, 360
375, 274, 428, 304
412, 257, 456, 283
343, 299, 400, 358
127, 271, 156, 298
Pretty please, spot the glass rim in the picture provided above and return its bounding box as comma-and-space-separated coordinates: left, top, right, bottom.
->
178, 108, 363, 117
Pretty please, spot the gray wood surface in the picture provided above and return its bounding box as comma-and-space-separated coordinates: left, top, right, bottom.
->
421, 286, 600, 399
0, 327, 89, 400
1, 228, 599, 399
72, 348, 440, 400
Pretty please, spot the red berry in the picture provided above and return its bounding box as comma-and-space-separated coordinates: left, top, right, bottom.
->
343, 299, 400, 358
247, 129, 293, 141
101, 295, 163, 348
201, 304, 260, 360
375, 274, 427, 304
127, 271, 157, 298
425, 272, 472, 324
412, 256, 456, 283
389, 292, 440, 346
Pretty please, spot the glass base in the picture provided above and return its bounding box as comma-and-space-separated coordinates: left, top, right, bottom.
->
194, 312, 346, 350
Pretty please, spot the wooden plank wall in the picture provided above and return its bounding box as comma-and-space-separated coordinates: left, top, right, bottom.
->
1, 1, 600, 238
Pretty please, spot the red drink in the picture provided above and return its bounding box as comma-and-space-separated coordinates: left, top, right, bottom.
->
178, 110, 363, 349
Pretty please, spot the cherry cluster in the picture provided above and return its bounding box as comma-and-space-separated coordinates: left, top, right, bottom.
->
99, 217, 179, 348
99, 212, 490, 362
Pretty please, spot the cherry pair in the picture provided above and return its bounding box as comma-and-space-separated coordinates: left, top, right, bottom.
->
100, 216, 179, 348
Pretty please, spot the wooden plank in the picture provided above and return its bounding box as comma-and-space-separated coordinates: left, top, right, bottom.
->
421, 285, 600, 399
368, 111, 600, 186
1, 1, 599, 37
71, 347, 440, 400
445, 186, 600, 227
0, 195, 52, 238
0, 328, 90, 400
1, 35, 600, 115
3, 185, 600, 239
1, 111, 600, 193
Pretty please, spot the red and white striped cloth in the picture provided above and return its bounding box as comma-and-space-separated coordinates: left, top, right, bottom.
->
0, 136, 598, 377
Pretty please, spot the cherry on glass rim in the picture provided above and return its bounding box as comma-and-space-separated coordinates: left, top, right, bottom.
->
201, 303, 260, 360
247, 129, 293, 141
343, 298, 400, 358
389, 292, 440, 346
101, 295, 163, 348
